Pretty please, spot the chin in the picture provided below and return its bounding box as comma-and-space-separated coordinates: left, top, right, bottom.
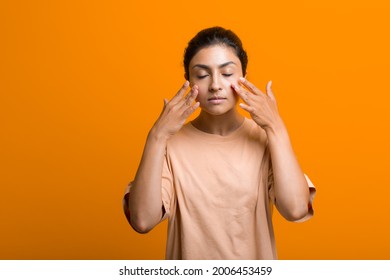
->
201, 106, 236, 116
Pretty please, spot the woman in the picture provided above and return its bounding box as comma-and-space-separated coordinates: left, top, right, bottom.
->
123, 27, 315, 259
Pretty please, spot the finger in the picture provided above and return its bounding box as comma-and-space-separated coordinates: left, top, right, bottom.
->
182, 101, 200, 118
232, 83, 245, 98
239, 102, 255, 113
239, 77, 264, 95
187, 85, 199, 105
179, 85, 199, 110
266, 80, 276, 101
232, 84, 252, 104
171, 80, 190, 105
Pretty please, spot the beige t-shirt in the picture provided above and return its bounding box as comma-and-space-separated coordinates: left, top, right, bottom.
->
124, 118, 315, 259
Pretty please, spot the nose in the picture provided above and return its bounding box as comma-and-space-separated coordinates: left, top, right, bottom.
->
209, 75, 222, 92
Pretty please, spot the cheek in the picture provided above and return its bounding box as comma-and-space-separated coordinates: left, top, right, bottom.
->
194, 85, 209, 101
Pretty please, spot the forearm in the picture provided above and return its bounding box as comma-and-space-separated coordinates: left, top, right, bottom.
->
265, 119, 310, 221
128, 128, 168, 233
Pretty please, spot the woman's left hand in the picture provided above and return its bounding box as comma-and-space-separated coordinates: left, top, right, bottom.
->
232, 78, 283, 133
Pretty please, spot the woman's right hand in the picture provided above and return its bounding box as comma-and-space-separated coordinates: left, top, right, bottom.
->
150, 81, 200, 141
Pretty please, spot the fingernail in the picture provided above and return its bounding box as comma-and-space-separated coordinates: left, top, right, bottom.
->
184, 80, 189, 86
239, 77, 245, 82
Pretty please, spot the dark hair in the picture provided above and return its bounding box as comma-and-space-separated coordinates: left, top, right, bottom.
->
183, 27, 248, 80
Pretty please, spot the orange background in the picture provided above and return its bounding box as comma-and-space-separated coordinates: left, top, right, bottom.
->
1, 0, 389, 259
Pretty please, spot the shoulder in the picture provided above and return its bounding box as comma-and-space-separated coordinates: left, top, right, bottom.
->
165, 122, 196, 150
169, 122, 193, 141
242, 118, 268, 143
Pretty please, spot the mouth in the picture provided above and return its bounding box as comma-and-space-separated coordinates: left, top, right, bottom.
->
207, 96, 227, 105
208, 96, 227, 101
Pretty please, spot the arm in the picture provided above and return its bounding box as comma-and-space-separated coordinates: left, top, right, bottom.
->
265, 119, 310, 221
233, 78, 310, 221
128, 82, 199, 233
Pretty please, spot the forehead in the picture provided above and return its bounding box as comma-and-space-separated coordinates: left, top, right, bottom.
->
189, 45, 241, 68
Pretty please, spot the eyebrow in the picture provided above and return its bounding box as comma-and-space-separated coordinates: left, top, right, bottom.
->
192, 61, 236, 70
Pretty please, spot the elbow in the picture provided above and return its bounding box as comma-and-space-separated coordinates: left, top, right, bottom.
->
124, 193, 159, 234
280, 186, 311, 222
282, 203, 309, 222
129, 214, 156, 234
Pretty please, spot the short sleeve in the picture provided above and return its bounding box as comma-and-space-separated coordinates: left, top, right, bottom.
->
296, 174, 316, 222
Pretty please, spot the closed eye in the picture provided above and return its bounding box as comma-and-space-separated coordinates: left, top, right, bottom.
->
197, 75, 209, 79
223, 74, 233, 77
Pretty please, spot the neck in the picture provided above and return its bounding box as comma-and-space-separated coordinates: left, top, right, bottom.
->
192, 109, 244, 136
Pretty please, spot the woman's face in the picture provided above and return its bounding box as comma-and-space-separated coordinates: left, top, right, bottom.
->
188, 45, 244, 116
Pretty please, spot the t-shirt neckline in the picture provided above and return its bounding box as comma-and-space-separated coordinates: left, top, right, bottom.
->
186, 118, 249, 142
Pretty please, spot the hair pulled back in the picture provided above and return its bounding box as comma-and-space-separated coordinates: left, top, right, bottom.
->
183, 27, 248, 80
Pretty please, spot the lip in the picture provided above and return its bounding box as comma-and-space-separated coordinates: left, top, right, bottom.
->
208, 96, 226, 100
208, 97, 227, 105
